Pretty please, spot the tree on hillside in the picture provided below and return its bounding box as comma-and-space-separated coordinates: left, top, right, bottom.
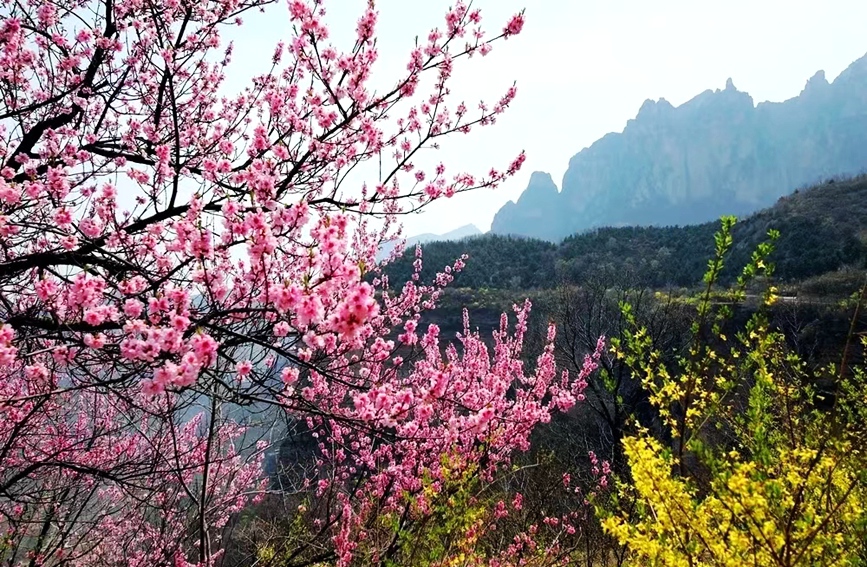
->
0, 1, 606, 565
548, 274, 692, 471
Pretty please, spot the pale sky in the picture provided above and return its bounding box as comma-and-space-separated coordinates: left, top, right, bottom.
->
228, 0, 867, 236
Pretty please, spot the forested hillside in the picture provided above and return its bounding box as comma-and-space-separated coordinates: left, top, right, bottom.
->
384, 175, 867, 290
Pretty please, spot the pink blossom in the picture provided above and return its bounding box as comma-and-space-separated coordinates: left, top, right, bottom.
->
236, 359, 253, 377
141, 378, 165, 396
78, 217, 103, 238
281, 366, 300, 386
504, 12, 525, 37
53, 207, 73, 227
83, 308, 105, 326
274, 321, 291, 336
123, 299, 144, 318
189, 333, 218, 366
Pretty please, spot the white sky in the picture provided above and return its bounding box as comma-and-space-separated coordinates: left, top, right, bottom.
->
229, 0, 867, 236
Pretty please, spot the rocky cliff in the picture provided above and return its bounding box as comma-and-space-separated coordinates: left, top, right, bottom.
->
491, 53, 867, 241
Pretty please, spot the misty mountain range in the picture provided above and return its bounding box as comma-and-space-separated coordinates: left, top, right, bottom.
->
487, 52, 867, 241
377, 224, 481, 261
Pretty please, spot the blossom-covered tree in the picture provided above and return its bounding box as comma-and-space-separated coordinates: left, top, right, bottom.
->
0, 0, 602, 564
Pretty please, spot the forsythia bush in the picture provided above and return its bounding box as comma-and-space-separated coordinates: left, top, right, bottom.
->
603, 217, 867, 566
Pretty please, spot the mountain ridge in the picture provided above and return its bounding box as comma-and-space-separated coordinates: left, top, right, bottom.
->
376, 223, 482, 261
491, 52, 867, 241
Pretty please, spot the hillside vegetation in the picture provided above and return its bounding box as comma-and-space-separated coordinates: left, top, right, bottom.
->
384, 175, 867, 291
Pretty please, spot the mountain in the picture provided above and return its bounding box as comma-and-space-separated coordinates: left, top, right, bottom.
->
385, 175, 867, 291
491, 53, 867, 241
377, 224, 482, 261
492, 172, 563, 241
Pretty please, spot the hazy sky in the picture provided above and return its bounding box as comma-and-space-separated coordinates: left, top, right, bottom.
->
229, 1, 867, 236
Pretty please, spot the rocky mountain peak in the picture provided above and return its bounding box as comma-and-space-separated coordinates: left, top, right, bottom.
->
518, 171, 559, 202
490, 52, 867, 241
